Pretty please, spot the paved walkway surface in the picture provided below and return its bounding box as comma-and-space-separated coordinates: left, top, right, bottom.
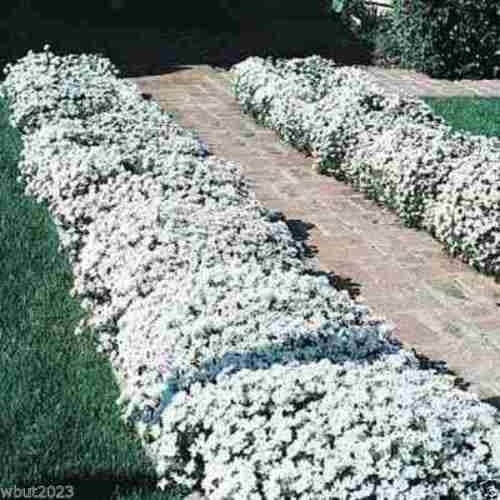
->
362, 66, 500, 98
215, 64, 500, 98
134, 66, 500, 400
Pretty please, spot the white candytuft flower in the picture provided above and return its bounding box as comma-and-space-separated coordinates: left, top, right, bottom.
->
232, 56, 500, 277
3, 48, 500, 499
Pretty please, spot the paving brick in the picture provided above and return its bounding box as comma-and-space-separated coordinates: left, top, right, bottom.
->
391, 312, 443, 348
133, 68, 500, 398
361, 66, 500, 98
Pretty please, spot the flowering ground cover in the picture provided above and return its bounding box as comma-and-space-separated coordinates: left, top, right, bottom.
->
232, 57, 500, 279
425, 98, 500, 139
2, 48, 500, 499
0, 99, 183, 500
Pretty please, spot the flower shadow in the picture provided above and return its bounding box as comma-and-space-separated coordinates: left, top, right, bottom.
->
285, 217, 362, 299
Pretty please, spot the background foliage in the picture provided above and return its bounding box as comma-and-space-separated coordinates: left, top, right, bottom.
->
4, 0, 328, 28
0, 0, 371, 77
377, 0, 500, 79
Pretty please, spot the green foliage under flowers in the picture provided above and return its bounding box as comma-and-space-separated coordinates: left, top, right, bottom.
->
0, 98, 184, 499
378, 0, 500, 79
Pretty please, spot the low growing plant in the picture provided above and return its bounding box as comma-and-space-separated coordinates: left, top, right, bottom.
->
232, 56, 500, 276
3, 47, 500, 499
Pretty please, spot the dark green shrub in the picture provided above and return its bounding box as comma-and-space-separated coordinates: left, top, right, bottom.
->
337, 0, 380, 52
217, 0, 327, 27
377, 0, 500, 79
2, 0, 329, 29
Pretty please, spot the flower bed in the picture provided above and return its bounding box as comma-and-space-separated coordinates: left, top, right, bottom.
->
232, 56, 500, 277
3, 48, 500, 499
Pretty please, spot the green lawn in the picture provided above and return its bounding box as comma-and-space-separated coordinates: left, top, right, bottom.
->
0, 100, 184, 500
426, 97, 500, 137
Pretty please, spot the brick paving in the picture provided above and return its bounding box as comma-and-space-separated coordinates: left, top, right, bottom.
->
362, 66, 500, 98
133, 66, 500, 400
216, 63, 500, 98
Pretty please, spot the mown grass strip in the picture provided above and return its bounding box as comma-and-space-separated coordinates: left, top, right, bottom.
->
425, 97, 500, 137
0, 99, 184, 500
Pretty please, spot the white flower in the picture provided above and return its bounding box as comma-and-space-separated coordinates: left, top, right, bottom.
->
157, 477, 169, 491
5, 48, 500, 500
232, 56, 500, 276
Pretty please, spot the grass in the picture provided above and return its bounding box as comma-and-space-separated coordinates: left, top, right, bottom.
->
0, 100, 185, 499
425, 97, 500, 137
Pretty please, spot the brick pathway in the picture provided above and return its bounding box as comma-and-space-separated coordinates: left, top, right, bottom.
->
133, 66, 500, 400
216, 63, 500, 99
362, 67, 500, 98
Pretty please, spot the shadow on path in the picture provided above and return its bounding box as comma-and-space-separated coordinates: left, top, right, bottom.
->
284, 217, 500, 409
285, 217, 362, 299
483, 396, 500, 411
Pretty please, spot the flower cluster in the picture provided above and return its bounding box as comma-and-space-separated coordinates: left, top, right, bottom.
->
232, 56, 500, 276
427, 157, 500, 275
152, 356, 500, 499
4, 47, 500, 499
1, 46, 140, 133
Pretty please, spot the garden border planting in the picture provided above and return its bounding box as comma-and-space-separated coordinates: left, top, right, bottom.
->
2, 48, 500, 499
232, 56, 500, 278
0, 97, 182, 498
